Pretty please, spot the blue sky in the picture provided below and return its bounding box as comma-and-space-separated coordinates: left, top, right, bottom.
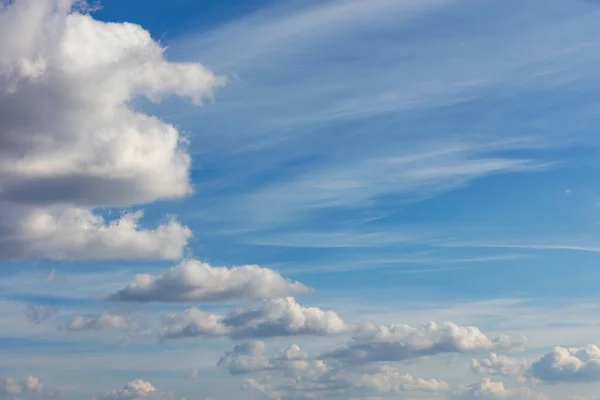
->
2, 0, 600, 399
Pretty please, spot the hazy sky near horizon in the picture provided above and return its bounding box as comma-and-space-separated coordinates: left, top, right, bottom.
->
2, 0, 600, 399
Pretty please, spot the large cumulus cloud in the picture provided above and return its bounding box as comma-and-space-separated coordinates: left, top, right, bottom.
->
323, 321, 526, 363
0, 0, 223, 260
217, 341, 328, 378
530, 345, 600, 383
108, 260, 311, 303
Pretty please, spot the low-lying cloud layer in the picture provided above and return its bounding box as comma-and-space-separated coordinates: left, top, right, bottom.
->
96, 380, 171, 400
219, 342, 545, 400
453, 379, 547, 400
0, 375, 59, 399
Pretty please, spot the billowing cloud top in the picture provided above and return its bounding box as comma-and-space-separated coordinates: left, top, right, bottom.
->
530, 345, 600, 383
0, 0, 224, 260
324, 321, 526, 363
0, 375, 59, 398
108, 260, 312, 303
162, 297, 351, 340
471, 353, 529, 378
96, 380, 171, 400
453, 378, 548, 400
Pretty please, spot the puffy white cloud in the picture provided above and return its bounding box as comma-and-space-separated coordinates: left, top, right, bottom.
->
0, 0, 223, 260
217, 341, 328, 379
0, 375, 59, 398
108, 260, 311, 303
95, 380, 171, 400
341, 364, 450, 395
324, 321, 526, 363
471, 353, 529, 378
162, 297, 350, 340
452, 379, 548, 400
66, 313, 139, 332
161, 307, 229, 338
530, 345, 600, 383
217, 341, 274, 374
2, 208, 193, 260
223, 297, 350, 340
243, 364, 449, 400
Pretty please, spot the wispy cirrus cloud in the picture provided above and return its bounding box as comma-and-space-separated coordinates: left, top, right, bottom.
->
161, 0, 600, 234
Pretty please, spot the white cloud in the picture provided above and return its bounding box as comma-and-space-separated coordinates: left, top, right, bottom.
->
0, 375, 59, 398
452, 379, 547, 400
324, 321, 526, 363
471, 353, 529, 378
5, 208, 192, 260
225, 342, 545, 400
217, 341, 274, 374
530, 345, 600, 383
0, 0, 223, 260
108, 260, 311, 303
95, 380, 171, 400
162, 297, 350, 340
161, 307, 229, 338
239, 349, 450, 400
66, 313, 140, 332
341, 364, 450, 395
222, 341, 451, 400
217, 341, 328, 379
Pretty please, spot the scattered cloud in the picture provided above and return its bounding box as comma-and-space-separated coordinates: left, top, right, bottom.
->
95, 380, 171, 400
66, 313, 140, 332
217, 341, 274, 375
452, 379, 548, 400
238, 342, 451, 400
217, 341, 328, 378
324, 321, 526, 363
0, 375, 60, 399
108, 260, 311, 303
162, 297, 350, 340
243, 365, 451, 400
471, 353, 530, 378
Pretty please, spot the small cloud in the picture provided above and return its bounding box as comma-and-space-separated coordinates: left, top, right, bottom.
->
184, 369, 199, 380
25, 305, 58, 323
